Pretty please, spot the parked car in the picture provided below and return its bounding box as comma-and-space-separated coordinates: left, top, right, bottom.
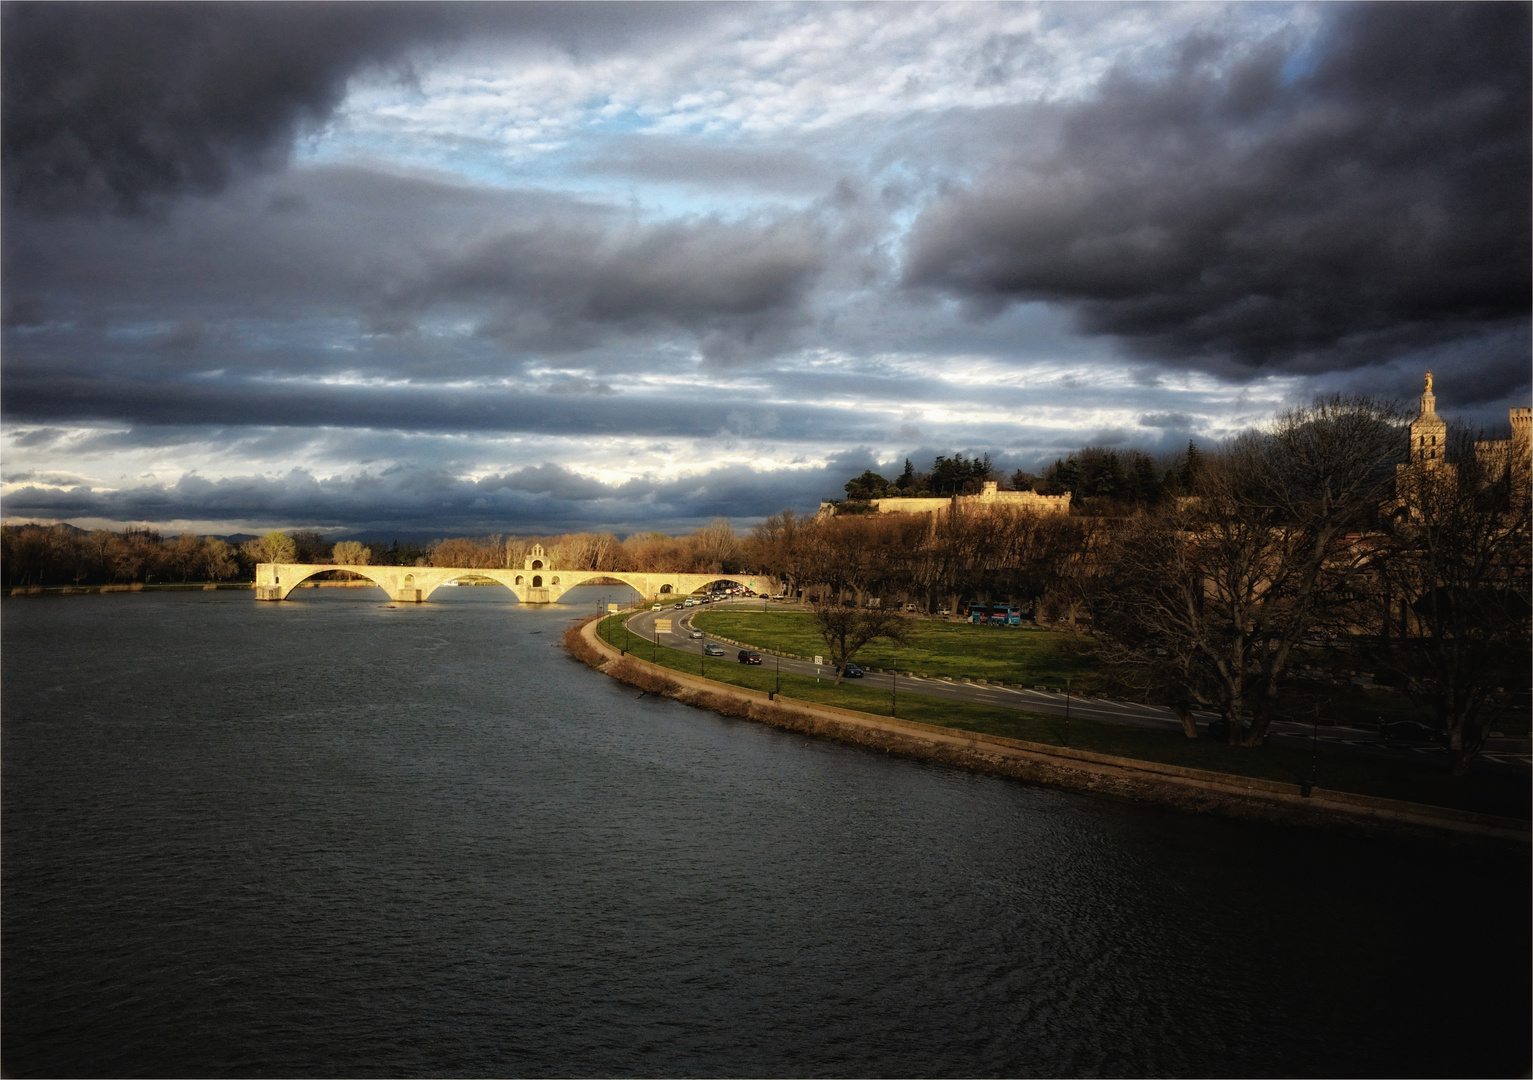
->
738, 650, 763, 665
1382, 720, 1438, 743
837, 663, 864, 678
704, 643, 726, 656
1206, 717, 1268, 744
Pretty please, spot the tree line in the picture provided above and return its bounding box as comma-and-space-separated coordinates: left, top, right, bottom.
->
1, 517, 757, 588
840, 445, 1202, 514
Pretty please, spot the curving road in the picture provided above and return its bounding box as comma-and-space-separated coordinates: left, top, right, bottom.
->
615, 599, 1531, 776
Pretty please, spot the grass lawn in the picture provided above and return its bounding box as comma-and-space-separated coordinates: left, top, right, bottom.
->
690, 609, 1511, 733
596, 614, 1531, 821
691, 608, 1104, 689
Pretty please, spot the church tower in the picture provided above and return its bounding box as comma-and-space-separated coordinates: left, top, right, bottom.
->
1408, 371, 1447, 465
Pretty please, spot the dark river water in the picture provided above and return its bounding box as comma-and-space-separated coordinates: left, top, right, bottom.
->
3, 587, 1528, 1077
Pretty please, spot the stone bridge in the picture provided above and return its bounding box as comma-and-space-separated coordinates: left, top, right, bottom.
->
254, 552, 776, 605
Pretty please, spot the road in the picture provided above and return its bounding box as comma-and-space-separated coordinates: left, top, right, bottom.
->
614, 599, 1532, 777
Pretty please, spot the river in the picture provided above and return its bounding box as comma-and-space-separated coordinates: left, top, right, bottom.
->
3, 587, 1527, 1077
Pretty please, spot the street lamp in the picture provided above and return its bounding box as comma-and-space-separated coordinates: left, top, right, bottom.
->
1303, 701, 1320, 797
1064, 676, 1072, 748
891, 654, 898, 719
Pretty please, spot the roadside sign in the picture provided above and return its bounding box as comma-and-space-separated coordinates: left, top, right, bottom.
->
655, 619, 673, 634
814, 656, 823, 666
608, 603, 620, 612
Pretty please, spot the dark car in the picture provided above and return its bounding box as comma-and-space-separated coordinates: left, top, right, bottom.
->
1206, 717, 1267, 744
704, 643, 725, 657
1381, 720, 1439, 743
738, 650, 762, 665
837, 663, 864, 678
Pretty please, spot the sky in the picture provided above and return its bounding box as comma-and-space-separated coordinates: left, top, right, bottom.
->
2, 1, 1528, 538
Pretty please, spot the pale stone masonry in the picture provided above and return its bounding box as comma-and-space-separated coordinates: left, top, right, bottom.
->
1395, 371, 1531, 514
822, 481, 1071, 518
1398, 370, 1531, 474
1405, 370, 1448, 466
255, 545, 777, 603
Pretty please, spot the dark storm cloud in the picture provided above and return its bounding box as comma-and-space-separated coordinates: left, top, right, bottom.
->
1, 2, 718, 213
2, 163, 826, 391
407, 213, 825, 363
0, 364, 857, 441
1, 456, 864, 535
585, 136, 833, 194
1137, 413, 1192, 431
904, 3, 1531, 378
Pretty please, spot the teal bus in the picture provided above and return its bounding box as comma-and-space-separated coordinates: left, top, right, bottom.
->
970, 604, 1022, 626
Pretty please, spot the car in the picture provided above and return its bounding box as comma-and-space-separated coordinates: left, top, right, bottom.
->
837, 663, 864, 678
684, 598, 697, 607
738, 650, 762, 665
704, 643, 726, 656
652, 603, 662, 610
673, 602, 684, 608
1206, 717, 1268, 744
689, 628, 703, 639
1381, 720, 1438, 743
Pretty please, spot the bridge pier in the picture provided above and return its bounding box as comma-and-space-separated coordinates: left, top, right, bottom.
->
255, 585, 284, 601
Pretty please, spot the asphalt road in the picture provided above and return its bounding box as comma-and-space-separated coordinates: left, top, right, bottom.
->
615, 599, 1532, 777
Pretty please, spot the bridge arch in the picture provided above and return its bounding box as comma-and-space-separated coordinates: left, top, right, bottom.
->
419, 572, 520, 601
265, 564, 394, 600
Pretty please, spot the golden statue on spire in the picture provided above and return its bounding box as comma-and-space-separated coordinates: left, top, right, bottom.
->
1425, 370, 1434, 393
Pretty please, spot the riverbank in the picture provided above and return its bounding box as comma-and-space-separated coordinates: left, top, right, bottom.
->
7, 581, 252, 595
4, 579, 386, 596
569, 615, 1529, 844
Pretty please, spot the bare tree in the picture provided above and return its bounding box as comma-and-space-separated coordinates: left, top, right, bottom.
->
202, 538, 239, 580
428, 536, 503, 568
811, 600, 909, 685
1091, 508, 1220, 738
748, 510, 816, 596
170, 533, 204, 581
242, 530, 296, 565
1091, 396, 1405, 745
1371, 427, 1531, 773
690, 517, 738, 574
332, 540, 371, 565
